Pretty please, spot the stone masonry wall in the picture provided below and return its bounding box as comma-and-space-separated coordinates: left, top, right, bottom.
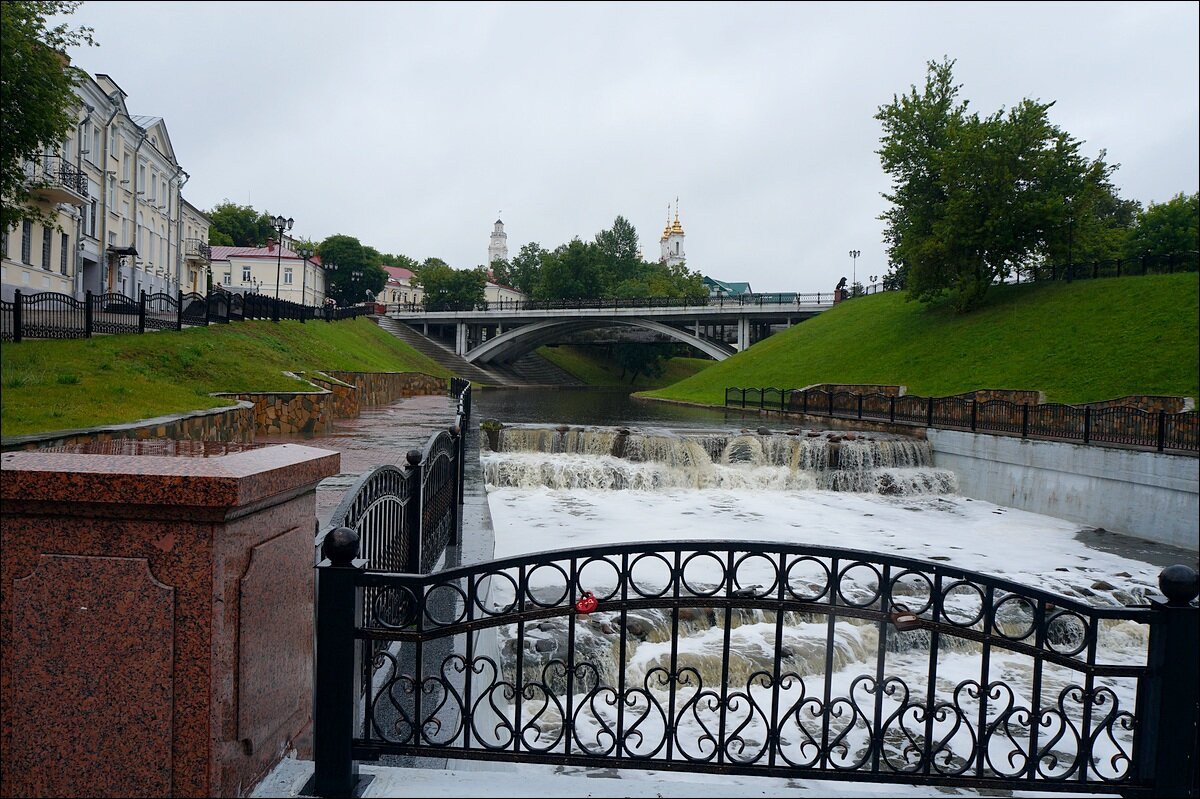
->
2, 371, 449, 452
324, 371, 446, 406
2, 402, 257, 452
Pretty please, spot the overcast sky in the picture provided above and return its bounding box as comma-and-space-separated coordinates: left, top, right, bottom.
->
56, 1, 1199, 292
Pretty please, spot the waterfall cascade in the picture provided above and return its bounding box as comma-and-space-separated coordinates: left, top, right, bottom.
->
483, 424, 958, 495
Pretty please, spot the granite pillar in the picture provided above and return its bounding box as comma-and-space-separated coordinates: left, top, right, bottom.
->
1, 441, 340, 798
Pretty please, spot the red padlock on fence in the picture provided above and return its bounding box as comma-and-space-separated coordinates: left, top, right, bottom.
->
575, 590, 598, 614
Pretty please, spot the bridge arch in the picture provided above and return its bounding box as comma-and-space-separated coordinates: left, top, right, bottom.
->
464, 317, 736, 364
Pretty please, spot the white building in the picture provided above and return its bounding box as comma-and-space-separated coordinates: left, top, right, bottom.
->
659, 200, 686, 267
1, 70, 208, 302
377, 265, 424, 307
209, 242, 326, 305
488, 217, 508, 266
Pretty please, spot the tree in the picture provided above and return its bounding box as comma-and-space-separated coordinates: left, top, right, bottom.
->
509, 242, 547, 295
876, 58, 1128, 310
206, 201, 274, 247
1123, 192, 1199, 261
415, 262, 487, 310
1, 1, 94, 232
489, 257, 513, 286
594, 215, 641, 289
612, 341, 672, 384
318, 234, 385, 305
535, 238, 602, 300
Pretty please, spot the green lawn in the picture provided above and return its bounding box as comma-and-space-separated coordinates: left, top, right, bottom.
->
537, 344, 714, 390
0, 318, 450, 437
643, 274, 1200, 407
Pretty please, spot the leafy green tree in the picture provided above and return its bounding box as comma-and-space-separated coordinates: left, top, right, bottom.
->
611, 341, 672, 384
594, 215, 642, 289
206, 201, 274, 247
535, 238, 603, 300
317, 234, 385, 304
1, 1, 95, 231
509, 242, 547, 295
1123, 192, 1199, 261
415, 262, 487, 309
876, 57, 1127, 310
489, 257, 513, 287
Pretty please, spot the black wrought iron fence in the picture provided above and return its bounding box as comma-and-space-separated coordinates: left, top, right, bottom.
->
311, 538, 1198, 798
391, 292, 837, 314
724, 388, 1199, 454
316, 379, 472, 573
2, 288, 373, 343
143, 292, 180, 332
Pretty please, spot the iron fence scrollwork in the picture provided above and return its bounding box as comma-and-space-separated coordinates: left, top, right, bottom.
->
312, 539, 1199, 798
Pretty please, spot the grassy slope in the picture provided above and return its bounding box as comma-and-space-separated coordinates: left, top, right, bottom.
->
0, 318, 450, 436
643, 274, 1199, 407
537, 345, 714, 390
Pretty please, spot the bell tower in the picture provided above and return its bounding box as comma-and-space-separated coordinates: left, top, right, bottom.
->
488, 215, 508, 265
659, 198, 686, 267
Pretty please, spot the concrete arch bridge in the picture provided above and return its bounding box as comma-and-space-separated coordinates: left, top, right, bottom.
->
385, 293, 836, 365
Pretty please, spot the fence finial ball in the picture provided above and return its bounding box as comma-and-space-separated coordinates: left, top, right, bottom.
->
322, 526, 360, 566
1158, 564, 1199, 606
406, 449, 423, 466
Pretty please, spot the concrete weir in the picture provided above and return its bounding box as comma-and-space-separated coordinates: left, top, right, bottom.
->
927, 429, 1199, 550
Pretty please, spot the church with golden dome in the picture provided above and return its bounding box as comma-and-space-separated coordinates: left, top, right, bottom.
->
659, 198, 686, 267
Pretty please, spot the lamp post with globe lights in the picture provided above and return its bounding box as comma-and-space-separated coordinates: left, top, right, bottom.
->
269, 214, 293, 300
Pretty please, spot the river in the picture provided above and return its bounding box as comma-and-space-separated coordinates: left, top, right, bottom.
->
262, 384, 1195, 786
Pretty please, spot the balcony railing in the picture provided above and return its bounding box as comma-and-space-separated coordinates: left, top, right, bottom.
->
184, 238, 212, 262
23, 155, 88, 205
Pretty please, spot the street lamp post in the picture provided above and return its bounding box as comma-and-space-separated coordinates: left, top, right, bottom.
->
269, 214, 293, 300
296, 244, 314, 307
849, 249, 861, 291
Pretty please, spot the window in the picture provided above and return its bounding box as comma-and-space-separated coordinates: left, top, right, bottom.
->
21, 221, 32, 264
92, 126, 101, 163
41, 227, 52, 270
242, 265, 251, 283
60, 233, 69, 274
107, 174, 116, 206
283, 267, 293, 285
138, 164, 146, 193
223, 272, 231, 286
109, 130, 117, 158
122, 150, 131, 181
88, 199, 98, 237
0, 229, 6, 259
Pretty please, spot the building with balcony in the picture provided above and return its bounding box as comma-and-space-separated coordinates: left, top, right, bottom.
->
182, 199, 213, 295
2, 70, 206, 303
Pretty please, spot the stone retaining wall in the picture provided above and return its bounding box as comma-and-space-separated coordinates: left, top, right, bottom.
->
214, 390, 335, 436
1, 401, 257, 452
2, 371, 449, 452
323, 371, 446, 406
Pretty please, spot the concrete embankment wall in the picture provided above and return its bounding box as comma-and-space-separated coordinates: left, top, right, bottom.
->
927, 429, 1198, 551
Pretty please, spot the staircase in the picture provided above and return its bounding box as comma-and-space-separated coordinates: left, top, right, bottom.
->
500, 351, 585, 386
373, 316, 515, 386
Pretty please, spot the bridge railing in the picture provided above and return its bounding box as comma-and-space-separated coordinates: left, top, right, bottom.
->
724, 387, 1199, 454
311, 536, 1199, 797
387, 292, 835, 314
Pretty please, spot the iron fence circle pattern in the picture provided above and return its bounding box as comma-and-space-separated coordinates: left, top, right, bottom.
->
332, 539, 1168, 793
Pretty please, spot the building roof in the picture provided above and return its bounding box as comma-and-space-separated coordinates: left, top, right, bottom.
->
130, 114, 162, 129
703, 277, 753, 295
209, 244, 304, 261
383, 265, 416, 282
